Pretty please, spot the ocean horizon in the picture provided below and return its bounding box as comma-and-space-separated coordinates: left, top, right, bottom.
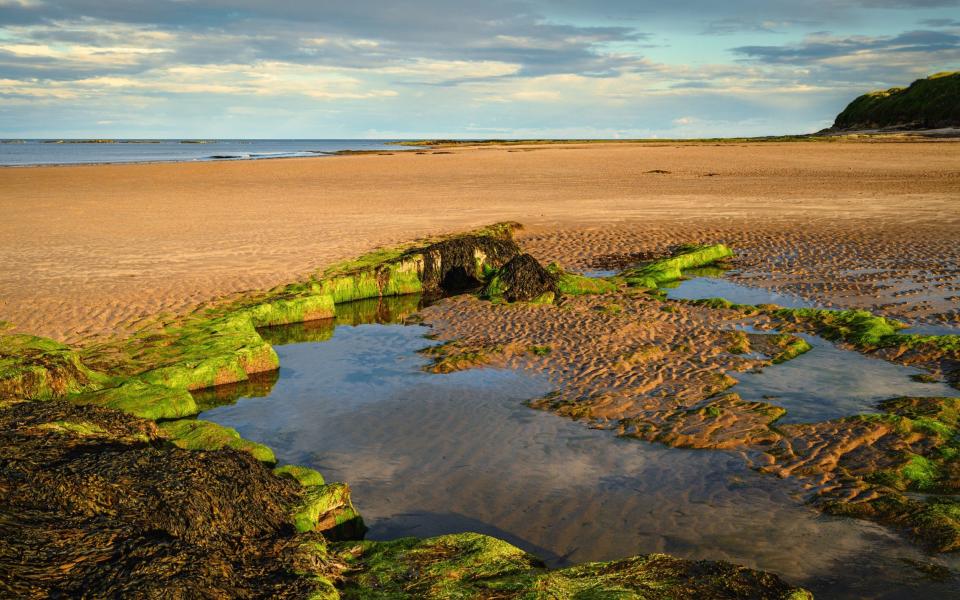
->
0, 139, 418, 166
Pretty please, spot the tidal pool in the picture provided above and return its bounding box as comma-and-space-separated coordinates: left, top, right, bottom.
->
732, 332, 957, 424
662, 271, 959, 335
198, 296, 960, 599
662, 272, 819, 309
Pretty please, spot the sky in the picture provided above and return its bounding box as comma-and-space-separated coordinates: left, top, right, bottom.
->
0, 0, 958, 138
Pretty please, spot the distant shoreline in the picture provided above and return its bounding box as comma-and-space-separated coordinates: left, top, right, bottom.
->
4, 132, 958, 168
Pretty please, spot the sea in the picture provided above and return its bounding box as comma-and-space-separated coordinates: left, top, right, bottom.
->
0, 139, 417, 166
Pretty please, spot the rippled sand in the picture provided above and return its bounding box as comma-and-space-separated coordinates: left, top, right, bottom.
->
1, 140, 958, 341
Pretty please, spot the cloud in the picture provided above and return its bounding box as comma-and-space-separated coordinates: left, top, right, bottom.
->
919, 17, 960, 26
701, 18, 816, 35
0, 1, 958, 137
733, 29, 960, 64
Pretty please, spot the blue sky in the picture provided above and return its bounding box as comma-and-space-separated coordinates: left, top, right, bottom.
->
0, 0, 957, 138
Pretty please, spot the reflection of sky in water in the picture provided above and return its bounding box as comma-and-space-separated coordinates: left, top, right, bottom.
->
663, 276, 818, 309
732, 334, 958, 424
663, 272, 959, 335
200, 313, 960, 599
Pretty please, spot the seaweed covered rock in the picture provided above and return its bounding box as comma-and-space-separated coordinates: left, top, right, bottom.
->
334, 532, 811, 599
621, 244, 733, 289
69, 379, 198, 420
316, 231, 521, 304
483, 253, 558, 303
0, 334, 110, 399
292, 482, 367, 540
0, 400, 342, 598
159, 418, 277, 464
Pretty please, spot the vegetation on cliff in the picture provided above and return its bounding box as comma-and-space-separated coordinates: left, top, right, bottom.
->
832, 72, 960, 131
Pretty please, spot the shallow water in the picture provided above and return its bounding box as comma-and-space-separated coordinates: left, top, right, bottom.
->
199, 296, 960, 599
663, 274, 819, 309
0, 139, 410, 166
733, 333, 958, 424
663, 272, 959, 335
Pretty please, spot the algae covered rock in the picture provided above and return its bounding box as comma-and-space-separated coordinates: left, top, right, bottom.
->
275, 464, 327, 487
159, 418, 277, 464
0, 334, 110, 399
247, 294, 336, 327
334, 532, 811, 599
69, 379, 198, 420
135, 313, 280, 391
483, 253, 558, 303
292, 482, 367, 540
548, 263, 619, 296
622, 244, 733, 289
315, 231, 521, 304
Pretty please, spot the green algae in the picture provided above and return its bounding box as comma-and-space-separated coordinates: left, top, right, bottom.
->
69, 379, 198, 420
333, 532, 811, 599
811, 396, 960, 551
768, 334, 813, 364
0, 334, 110, 400
159, 418, 277, 464
421, 341, 501, 373
292, 482, 367, 540
247, 295, 336, 327
771, 308, 903, 347
275, 464, 326, 487
621, 244, 734, 289
546, 263, 618, 296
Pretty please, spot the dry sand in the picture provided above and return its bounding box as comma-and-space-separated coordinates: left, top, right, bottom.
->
1, 140, 958, 342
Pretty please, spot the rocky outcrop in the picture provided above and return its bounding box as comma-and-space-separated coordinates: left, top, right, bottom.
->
830, 72, 960, 131
483, 253, 559, 303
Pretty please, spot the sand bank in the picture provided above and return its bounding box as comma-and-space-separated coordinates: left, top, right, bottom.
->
1, 140, 958, 342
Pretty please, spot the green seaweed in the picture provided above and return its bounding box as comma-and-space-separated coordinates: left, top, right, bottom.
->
292, 482, 367, 540
333, 532, 811, 599
246, 295, 336, 328
159, 419, 276, 464
546, 263, 619, 295
69, 379, 198, 420
274, 464, 326, 487
36, 420, 109, 437
769, 334, 813, 364
621, 244, 734, 289
771, 308, 903, 347
0, 334, 110, 400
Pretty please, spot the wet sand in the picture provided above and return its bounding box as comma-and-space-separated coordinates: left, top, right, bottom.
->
2, 140, 958, 342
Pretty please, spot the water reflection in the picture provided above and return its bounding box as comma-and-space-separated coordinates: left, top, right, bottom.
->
733, 333, 957, 424
196, 295, 959, 599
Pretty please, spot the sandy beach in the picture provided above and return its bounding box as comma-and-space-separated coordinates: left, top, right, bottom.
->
2, 140, 959, 342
